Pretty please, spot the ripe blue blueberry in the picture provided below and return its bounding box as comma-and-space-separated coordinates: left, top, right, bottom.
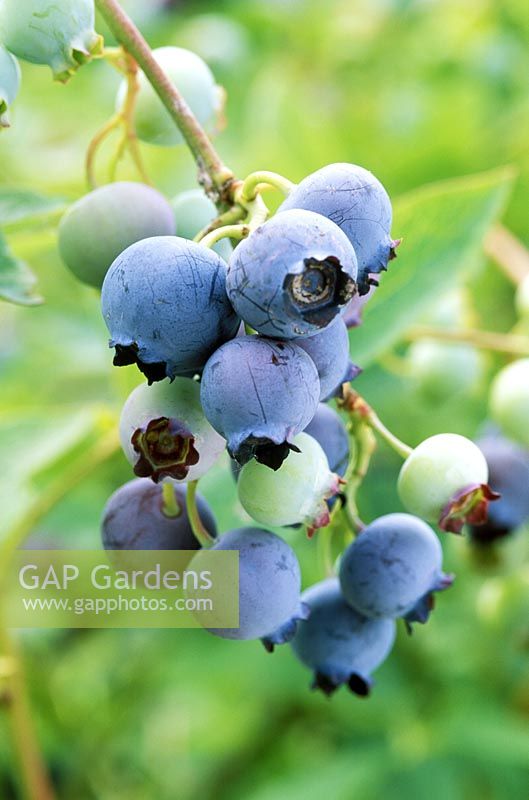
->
171, 188, 232, 261
339, 513, 454, 624
237, 432, 342, 533
0, 45, 20, 128
195, 527, 307, 643
101, 236, 240, 383
200, 335, 320, 469
59, 182, 176, 288
117, 46, 220, 146
101, 478, 217, 551
290, 578, 396, 696
119, 378, 226, 483
226, 209, 358, 339
489, 359, 529, 449
0, 0, 102, 82
469, 435, 529, 545
278, 163, 398, 295
294, 317, 359, 400
304, 403, 350, 477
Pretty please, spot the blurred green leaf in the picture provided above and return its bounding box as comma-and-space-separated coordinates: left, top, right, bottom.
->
351, 168, 515, 366
0, 187, 65, 228
0, 231, 43, 305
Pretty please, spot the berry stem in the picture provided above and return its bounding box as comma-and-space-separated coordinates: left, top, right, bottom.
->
405, 324, 529, 357
185, 481, 215, 548
339, 385, 413, 459
95, 0, 234, 198
240, 171, 296, 202
200, 224, 250, 250
161, 482, 182, 518
344, 421, 376, 533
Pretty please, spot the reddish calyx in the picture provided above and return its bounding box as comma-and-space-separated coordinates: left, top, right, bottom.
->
439, 483, 500, 534
131, 417, 199, 483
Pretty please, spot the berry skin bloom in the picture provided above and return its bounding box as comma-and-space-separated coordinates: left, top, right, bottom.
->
117, 46, 220, 147
278, 163, 398, 296
0, 0, 102, 82
339, 513, 453, 623
397, 433, 497, 533
303, 403, 350, 478
193, 527, 307, 643
469, 435, 529, 545
226, 209, 358, 339
119, 378, 226, 483
59, 182, 176, 288
200, 335, 320, 469
293, 317, 359, 400
291, 578, 396, 696
101, 479, 217, 551
237, 432, 342, 534
101, 236, 240, 383
0, 45, 20, 128
489, 359, 529, 449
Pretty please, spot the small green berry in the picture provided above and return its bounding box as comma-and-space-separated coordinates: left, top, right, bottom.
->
489, 359, 529, 448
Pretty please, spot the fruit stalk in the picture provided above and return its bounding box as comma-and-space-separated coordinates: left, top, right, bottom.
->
95, 0, 234, 198
185, 481, 215, 547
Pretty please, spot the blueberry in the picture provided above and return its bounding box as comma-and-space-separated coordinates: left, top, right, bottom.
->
101, 478, 217, 551
339, 513, 453, 624
397, 433, 494, 532
303, 403, 350, 477
101, 236, 239, 383
469, 435, 529, 545
294, 316, 358, 400
0, 0, 102, 82
290, 578, 396, 696
408, 339, 483, 403
119, 378, 226, 483
59, 182, 176, 288
237, 432, 341, 532
278, 163, 397, 295
489, 359, 529, 449
342, 275, 378, 328
200, 335, 320, 469
117, 46, 220, 147
171, 188, 232, 260
226, 209, 358, 339
0, 45, 20, 127
195, 527, 307, 642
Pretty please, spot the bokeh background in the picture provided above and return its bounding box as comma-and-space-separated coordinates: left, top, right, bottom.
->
1, 0, 529, 797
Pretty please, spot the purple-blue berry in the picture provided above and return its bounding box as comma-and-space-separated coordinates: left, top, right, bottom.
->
294, 316, 358, 400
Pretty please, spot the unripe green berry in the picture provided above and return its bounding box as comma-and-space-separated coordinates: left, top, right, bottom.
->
0, 45, 20, 128
515, 275, 529, 321
398, 433, 488, 523
0, 0, 103, 82
489, 359, 529, 448
408, 339, 483, 402
117, 47, 220, 147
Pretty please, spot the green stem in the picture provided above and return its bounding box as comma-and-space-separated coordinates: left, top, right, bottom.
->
95, 0, 234, 196
339, 385, 412, 460
0, 626, 55, 800
240, 171, 295, 201
185, 481, 215, 547
161, 482, 181, 518
405, 324, 529, 357
193, 204, 246, 242
200, 224, 250, 250
344, 422, 376, 531
366, 412, 413, 459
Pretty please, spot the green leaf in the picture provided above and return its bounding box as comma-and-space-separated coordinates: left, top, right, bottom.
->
0, 187, 65, 228
350, 167, 515, 366
0, 231, 43, 305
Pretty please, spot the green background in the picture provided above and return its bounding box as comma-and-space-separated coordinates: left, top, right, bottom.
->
1, 0, 529, 797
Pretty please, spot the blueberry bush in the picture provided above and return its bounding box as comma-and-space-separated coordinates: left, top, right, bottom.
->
1, 1, 529, 798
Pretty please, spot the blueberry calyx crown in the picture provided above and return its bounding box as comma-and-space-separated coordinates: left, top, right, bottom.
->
131, 417, 199, 482
113, 343, 167, 385
439, 483, 501, 534
311, 670, 371, 698
233, 438, 302, 471
283, 256, 357, 328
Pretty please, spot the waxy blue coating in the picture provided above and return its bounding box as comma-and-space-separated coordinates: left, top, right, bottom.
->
279, 163, 394, 295
101, 236, 240, 380
303, 403, 350, 477
207, 528, 303, 640
200, 335, 320, 462
226, 209, 358, 339
339, 513, 448, 619
294, 316, 354, 400
291, 578, 396, 691
101, 478, 217, 550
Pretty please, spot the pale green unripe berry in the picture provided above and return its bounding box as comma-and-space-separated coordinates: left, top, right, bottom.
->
398, 433, 488, 523
117, 47, 220, 147
0, 0, 103, 82
0, 45, 20, 128
408, 339, 483, 402
515, 275, 529, 321
237, 432, 340, 530
489, 359, 529, 448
